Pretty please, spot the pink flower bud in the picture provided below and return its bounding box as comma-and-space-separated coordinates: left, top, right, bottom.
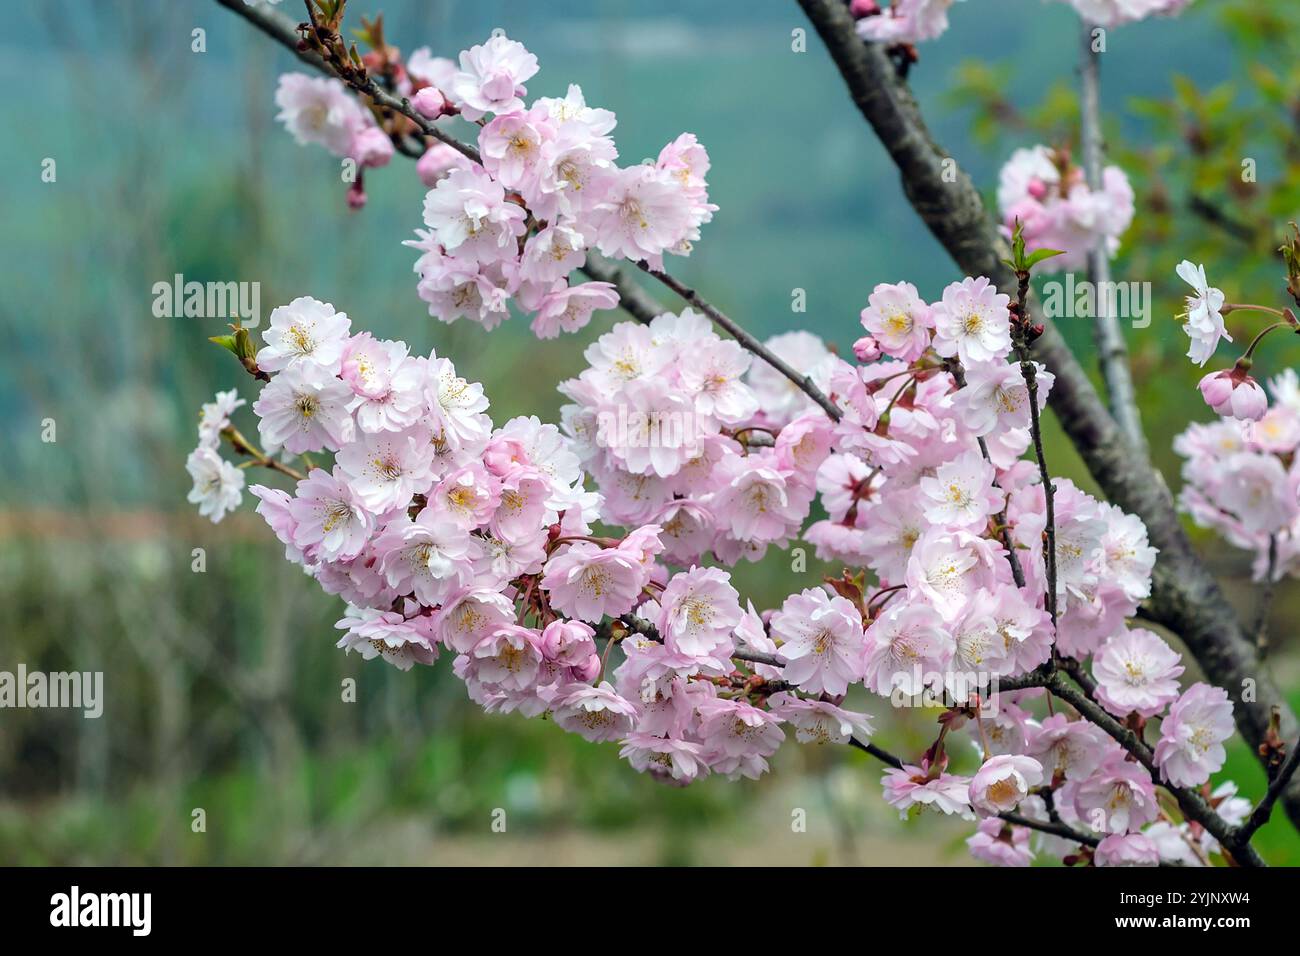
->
413, 86, 445, 119
350, 126, 393, 169
417, 144, 470, 187
540, 620, 597, 665
1026, 177, 1049, 200
849, 0, 881, 17
1198, 368, 1267, 421
482, 437, 529, 476
852, 336, 881, 362
346, 180, 367, 210
572, 654, 602, 683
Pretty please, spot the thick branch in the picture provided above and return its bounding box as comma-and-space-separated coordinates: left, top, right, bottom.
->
796, 0, 1300, 831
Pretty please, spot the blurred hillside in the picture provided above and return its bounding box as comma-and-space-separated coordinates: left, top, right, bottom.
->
0, 0, 1298, 865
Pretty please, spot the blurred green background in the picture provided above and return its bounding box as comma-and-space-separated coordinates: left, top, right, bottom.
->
1, 0, 1299, 865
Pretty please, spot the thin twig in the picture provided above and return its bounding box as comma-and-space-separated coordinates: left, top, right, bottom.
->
1235, 737, 1300, 845
636, 262, 843, 421
949, 361, 1025, 588
999, 810, 1100, 849
1078, 19, 1146, 455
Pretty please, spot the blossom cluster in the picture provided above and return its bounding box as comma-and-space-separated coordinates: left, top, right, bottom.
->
557, 311, 824, 566
1175, 369, 1300, 581
187, 269, 1244, 865
996, 145, 1134, 273
220, 29, 1258, 867
849, 0, 1193, 46
275, 73, 394, 206
274, 34, 714, 339
406, 32, 715, 336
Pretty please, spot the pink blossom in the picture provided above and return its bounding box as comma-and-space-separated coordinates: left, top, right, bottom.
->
1026, 714, 1108, 783
919, 452, 1004, 529
931, 276, 1013, 367
744, 331, 836, 426
952, 359, 1053, 437
335, 605, 438, 671
969, 754, 1043, 816
1178, 261, 1230, 366
540, 540, 648, 620
416, 143, 471, 187
997, 144, 1133, 271
862, 600, 952, 696
967, 819, 1035, 867
696, 697, 785, 780
288, 467, 373, 561
434, 587, 516, 654
1154, 682, 1235, 787
592, 164, 700, 263
373, 507, 473, 605
412, 86, 445, 118
856, 0, 957, 44
619, 733, 706, 783
539, 620, 598, 666
421, 166, 527, 263
450, 34, 539, 120
518, 223, 588, 286
658, 566, 743, 658
1074, 753, 1159, 834
469, 624, 544, 691
341, 334, 427, 433
1095, 832, 1160, 867
860, 281, 934, 362
253, 362, 355, 455
529, 282, 620, 340
479, 107, 553, 192
771, 587, 866, 696
767, 692, 874, 744
335, 427, 435, 512
1093, 628, 1184, 718
186, 447, 244, 523
275, 73, 368, 157
552, 681, 639, 742
257, 296, 352, 375
881, 762, 974, 820
349, 126, 393, 168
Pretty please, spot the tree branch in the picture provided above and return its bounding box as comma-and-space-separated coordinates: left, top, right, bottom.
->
1078, 19, 1147, 455
1236, 737, 1300, 845
636, 262, 843, 421
795, 0, 1300, 831
1000, 668, 1265, 866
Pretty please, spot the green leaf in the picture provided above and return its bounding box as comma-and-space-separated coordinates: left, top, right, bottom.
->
208, 334, 237, 355
1024, 248, 1066, 269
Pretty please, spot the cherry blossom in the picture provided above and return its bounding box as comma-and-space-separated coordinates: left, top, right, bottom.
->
1154, 682, 1235, 787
